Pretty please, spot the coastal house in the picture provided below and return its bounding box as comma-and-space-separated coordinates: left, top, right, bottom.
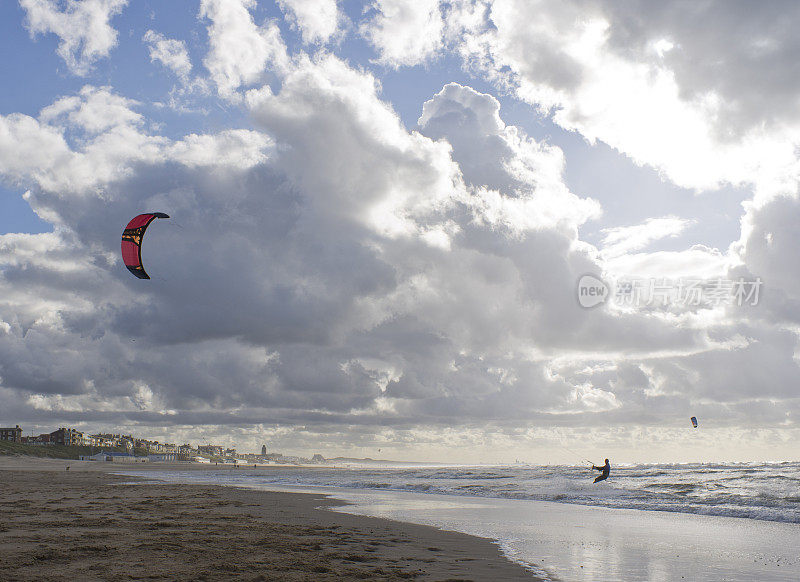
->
0, 425, 22, 442
21, 433, 52, 445
133, 438, 151, 451
178, 444, 195, 455
119, 438, 134, 452
87, 434, 120, 448
198, 445, 223, 457
50, 427, 83, 446
134, 439, 178, 454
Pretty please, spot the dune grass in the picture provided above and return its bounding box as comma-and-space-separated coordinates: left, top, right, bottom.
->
0, 440, 128, 459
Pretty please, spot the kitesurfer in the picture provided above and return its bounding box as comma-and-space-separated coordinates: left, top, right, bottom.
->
592, 458, 610, 483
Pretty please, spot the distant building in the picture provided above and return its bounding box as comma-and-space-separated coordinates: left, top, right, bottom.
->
178, 444, 195, 455
311, 454, 325, 463
50, 428, 83, 446
198, 445, 223, 457
0, 425, 22, 442
131, 439, 178, 453
87, 434, 119, 448
261, 444, 267, 455
22, 433, 52, 445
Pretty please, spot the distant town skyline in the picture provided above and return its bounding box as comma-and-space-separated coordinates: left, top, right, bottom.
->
0, 423, 325, 465
1, 1, 800, 464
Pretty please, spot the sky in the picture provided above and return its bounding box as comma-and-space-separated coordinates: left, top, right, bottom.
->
1, 0, 799, 464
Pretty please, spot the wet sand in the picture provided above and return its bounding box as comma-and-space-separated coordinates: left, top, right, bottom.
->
0, 458, 538, 581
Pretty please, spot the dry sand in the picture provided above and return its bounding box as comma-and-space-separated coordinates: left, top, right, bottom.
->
0, 458, 538, 581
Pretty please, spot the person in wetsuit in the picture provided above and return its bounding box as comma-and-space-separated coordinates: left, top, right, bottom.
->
592, 458, 610, 483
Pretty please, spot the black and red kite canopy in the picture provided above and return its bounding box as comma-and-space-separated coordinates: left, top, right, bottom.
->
121, 213, 169, 279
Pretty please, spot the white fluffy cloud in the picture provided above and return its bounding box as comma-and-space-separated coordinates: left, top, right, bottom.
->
20, 0, 128, 75
0, 86, 270, 195
277, 0, 339, 44
601, 217, 692, 258
430, 0, 800, 199
199, 0, 289, 99
418, 83, 601, 234
143, 30, 192, 82
361, 0, 444, 68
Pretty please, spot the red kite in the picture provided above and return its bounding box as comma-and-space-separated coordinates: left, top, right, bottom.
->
121, 213, 169, 279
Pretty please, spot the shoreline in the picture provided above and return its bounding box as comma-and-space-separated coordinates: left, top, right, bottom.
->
98, 457, 800, 581
0, 457, 539, 581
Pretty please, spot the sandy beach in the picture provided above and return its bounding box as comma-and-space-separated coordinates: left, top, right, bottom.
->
0, 457, 537, 581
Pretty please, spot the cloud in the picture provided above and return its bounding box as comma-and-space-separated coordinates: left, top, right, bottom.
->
277, 0, 340, 45
3, 4, 800, 461
601, 216, 692, 258
418, 83, 601, 234
40, 84, 143, 134
438, 0, 800, 196
0, 67, 622, 434
246, 54, 462, 238
596, 1, 800, 140
0, 85, 270, 195
0, 66, 758, 450
199, 0, 289, 99
736, 191, 800, 325
143, 30, 192, 82
20, 0, 128, 76
361, 0, 444, 68
603, 245, 729, 281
